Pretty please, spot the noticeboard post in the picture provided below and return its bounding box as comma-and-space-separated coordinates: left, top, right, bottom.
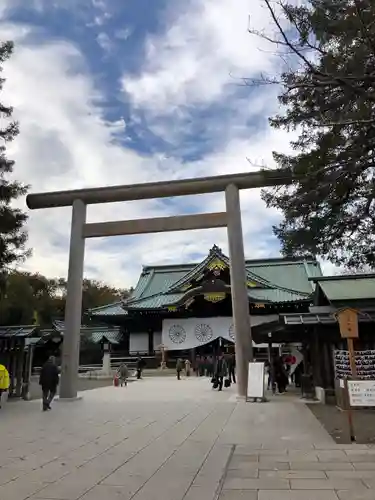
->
247, 362, 266, 402
335, 307, 360, 442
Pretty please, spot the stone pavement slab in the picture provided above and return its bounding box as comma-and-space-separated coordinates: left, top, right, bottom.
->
259, 470, 326, 479
1, 378, 375, 500
219, 492, 257, 500
258, 493, 339, 500
290, 478, 367, 490
337, 491, 375, 500
354, 463, 375, 470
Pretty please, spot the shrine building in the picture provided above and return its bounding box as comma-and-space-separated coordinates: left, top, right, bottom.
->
89, 245, 320, 359
2, 244, 373, 404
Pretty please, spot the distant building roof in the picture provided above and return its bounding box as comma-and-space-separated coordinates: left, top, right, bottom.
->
0, 325, 38, 338
90, 245, 321, 316
282, 310, 375, 326
0, 322, 122, 346
53, 320, 121, 344
311, 274, 375, 301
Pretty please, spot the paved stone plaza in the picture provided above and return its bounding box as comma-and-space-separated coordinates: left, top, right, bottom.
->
1, 377, 375, 500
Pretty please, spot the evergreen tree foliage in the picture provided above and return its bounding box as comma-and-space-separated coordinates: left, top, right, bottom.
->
250, 0, 375, 268
0, 41, 29, 281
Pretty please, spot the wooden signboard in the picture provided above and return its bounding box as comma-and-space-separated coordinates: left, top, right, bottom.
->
336, 308, 359, 339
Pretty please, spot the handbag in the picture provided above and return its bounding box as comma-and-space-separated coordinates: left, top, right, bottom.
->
224, 378, 231, 388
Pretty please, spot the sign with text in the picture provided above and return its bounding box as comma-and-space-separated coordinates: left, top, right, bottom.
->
336, 308, 359, 338
247, 362, 265, 399
348, 380, 375, 407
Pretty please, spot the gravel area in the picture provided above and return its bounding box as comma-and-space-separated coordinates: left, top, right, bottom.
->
307, 403, 375, 444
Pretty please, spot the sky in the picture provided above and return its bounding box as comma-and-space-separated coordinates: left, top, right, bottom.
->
0, 0, 338, 289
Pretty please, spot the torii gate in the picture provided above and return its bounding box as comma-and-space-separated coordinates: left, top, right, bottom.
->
26, 170, 292, 401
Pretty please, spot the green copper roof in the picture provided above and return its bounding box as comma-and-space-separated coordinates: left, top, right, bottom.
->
132, 268, 190, 299
0, 325, 38, 337
124, 289, 309, 310
90, 246, 320, 316
126, 293, 183, 309
314, 275, 375, 301
89, 302, 127, 316
248, 288, 309, 303
53, 321, 122, 344
246, 259, 321, 294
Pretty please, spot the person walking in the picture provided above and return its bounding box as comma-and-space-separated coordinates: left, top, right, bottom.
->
0, 363, 10, 409
118, 362, 129, 387
293, 361, 304, 388
39, 356, 59, 411
198, 356, 204, 376
214, 353, 228, 391
207, 355, 214, 378
273, 356, 288, 394
195, 356, 200, 376
185, 359, 191, 377
227, 353, 236, 384
136, 357, 145, 379
176, 359, 183, 380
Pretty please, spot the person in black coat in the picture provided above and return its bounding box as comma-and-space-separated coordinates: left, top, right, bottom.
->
227, 353, 236, 384
39, 356, 59, 411
273, 356, 288, 394
213, 353, 228, 391
136, 357, 145, 379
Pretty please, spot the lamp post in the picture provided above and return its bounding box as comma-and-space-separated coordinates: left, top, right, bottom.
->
101, 340, 111, 376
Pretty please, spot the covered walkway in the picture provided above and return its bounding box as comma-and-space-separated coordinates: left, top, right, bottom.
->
1, 378, 374, 500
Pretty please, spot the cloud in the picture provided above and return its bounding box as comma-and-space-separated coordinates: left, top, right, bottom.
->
2, 23, 168, 285
122, 0, 283, 114
120, 0, 288, 158
96, 32, 112, 52
0, 1, 317, 290
114, 27, 133, 41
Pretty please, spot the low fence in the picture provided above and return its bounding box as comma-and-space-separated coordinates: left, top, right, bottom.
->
33, 364, 103, 375
33, 354, 160, 375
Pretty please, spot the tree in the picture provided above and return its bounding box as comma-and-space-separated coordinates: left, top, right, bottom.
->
0, 41, 29, 283
248, 0, 375, 269
0, 270, 131, 326
339, 265, 373, 275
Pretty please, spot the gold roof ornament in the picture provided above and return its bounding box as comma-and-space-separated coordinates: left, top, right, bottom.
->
254, 303, 266, 308
247, 280, 257, 288
167, 306, 177, 312
207, 258, 227, 271
204, 292, 226, 303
